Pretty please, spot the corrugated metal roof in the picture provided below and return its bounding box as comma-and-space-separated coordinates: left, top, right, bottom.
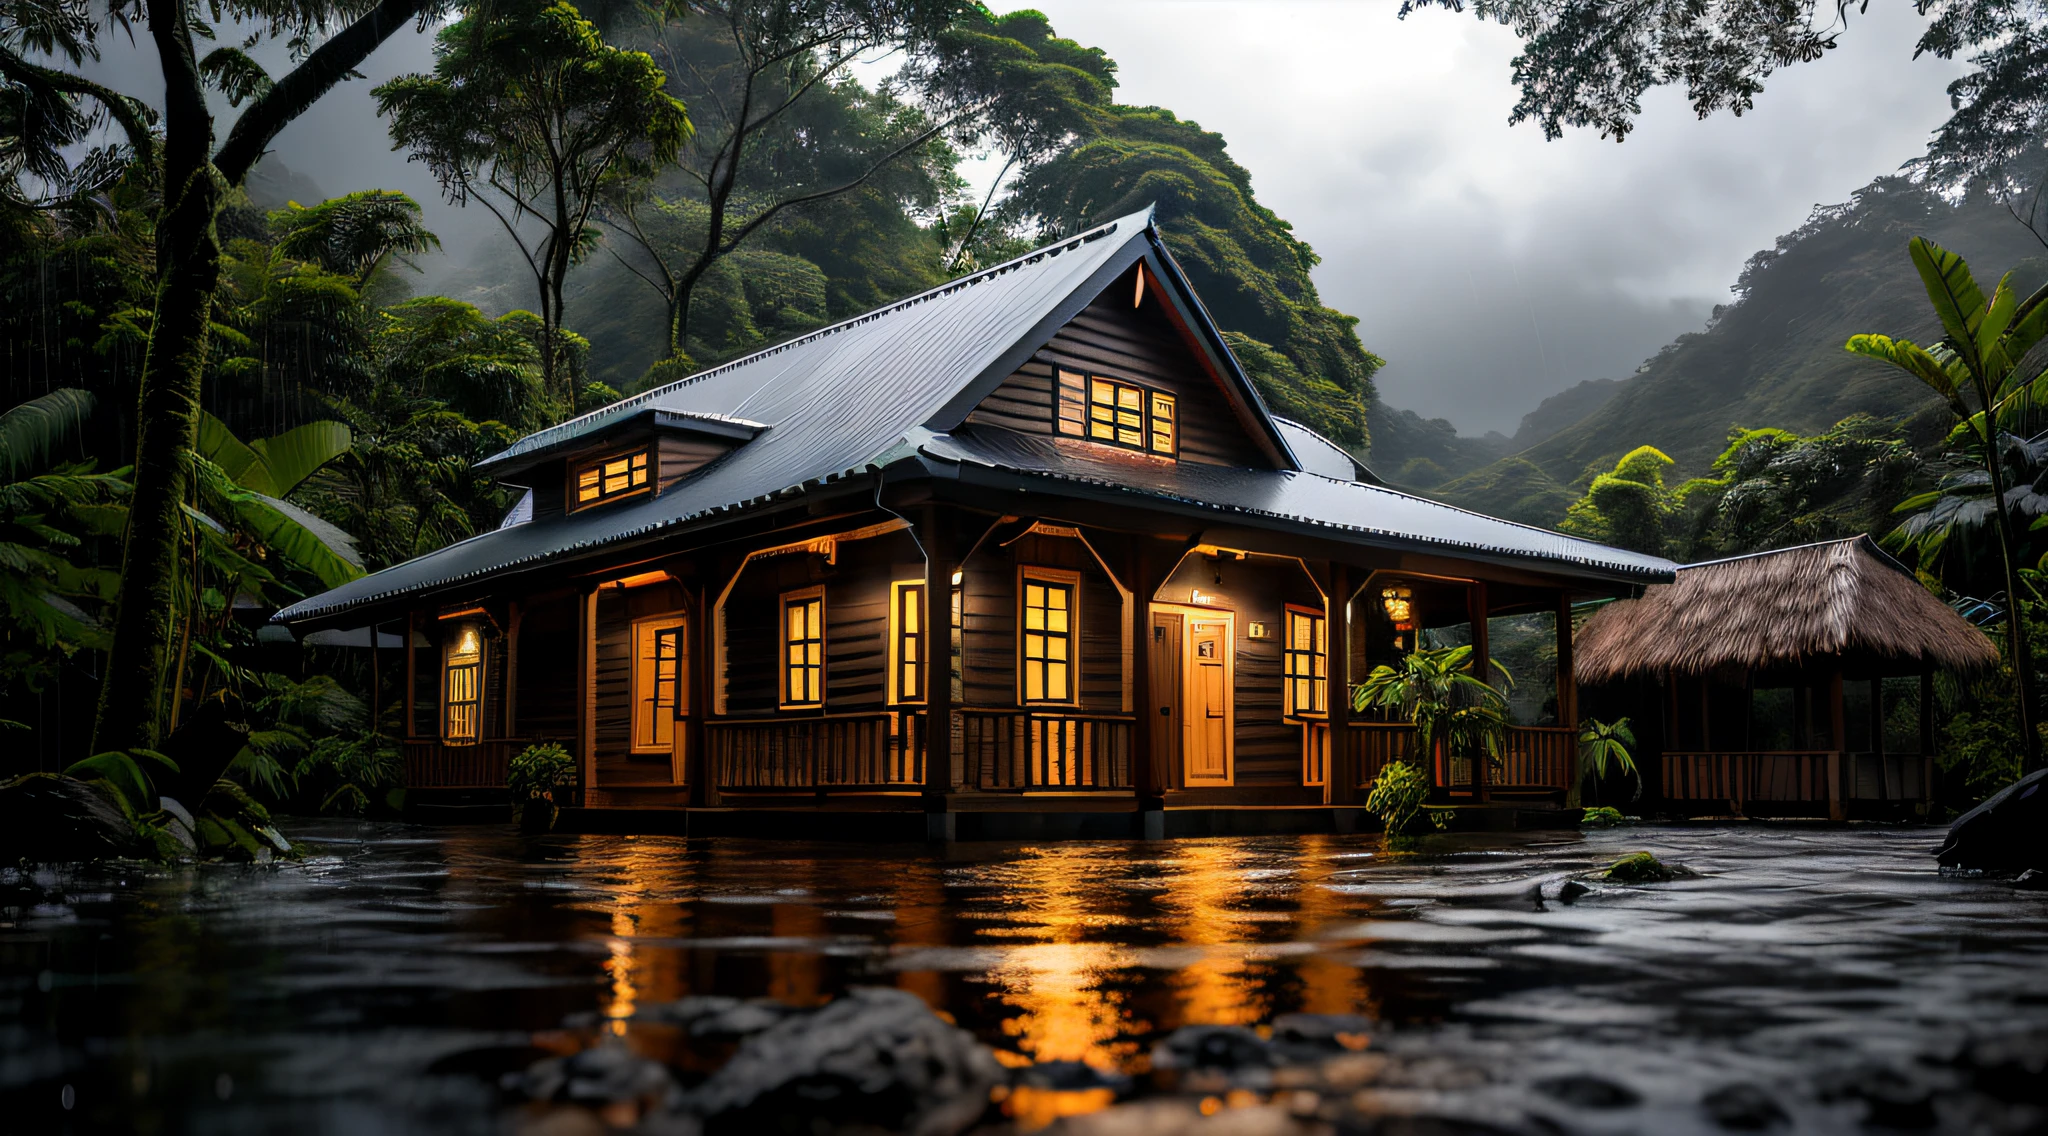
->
274, 207, 1669, 626
275, 211, 1152, 624
1272, 417, 1374, 483
918, 426, 1674, 581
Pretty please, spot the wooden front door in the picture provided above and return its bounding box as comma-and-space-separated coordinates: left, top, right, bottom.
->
1183, 615, 1233, 785
1150, 611, 1183, 788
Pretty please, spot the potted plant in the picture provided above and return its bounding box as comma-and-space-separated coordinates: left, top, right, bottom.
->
508, 743, 578, 833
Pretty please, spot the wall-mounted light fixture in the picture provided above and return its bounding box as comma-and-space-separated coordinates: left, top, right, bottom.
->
950, 570, 963, 586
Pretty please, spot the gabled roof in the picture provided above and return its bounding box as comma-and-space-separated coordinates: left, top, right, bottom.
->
1273, 417, 1379, 484
274, 209, 1670, 627
1574, 534, 1997, 681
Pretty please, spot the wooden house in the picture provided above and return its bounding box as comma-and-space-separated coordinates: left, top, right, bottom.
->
1573, 535, 1998, 819
273, 209, 1673, 837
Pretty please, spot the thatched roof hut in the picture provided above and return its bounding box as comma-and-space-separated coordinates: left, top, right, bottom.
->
1575, 534, 1998, 684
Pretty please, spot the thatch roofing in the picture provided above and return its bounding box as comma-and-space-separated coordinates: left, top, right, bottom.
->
1574, 535, 1998, 683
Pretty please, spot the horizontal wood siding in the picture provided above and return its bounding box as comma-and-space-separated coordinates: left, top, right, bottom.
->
965, 285, 1267, 468
410, 620, 439, 737
718, 534, 918, 717
516, 594, 579, 743
526, 466, 566, 523
961, 531, 1123, 713
598, 580, 690, 782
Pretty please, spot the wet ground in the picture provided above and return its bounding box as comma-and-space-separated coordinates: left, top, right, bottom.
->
2, 822, 2046, 1134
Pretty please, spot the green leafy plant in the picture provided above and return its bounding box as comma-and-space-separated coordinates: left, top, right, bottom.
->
294, 732, 403, 816
1362, 759, 1451, 849
509, 742, 577, 832
1353, 645, 1510, 772
1580, 806, 1627, 828
1578, 718, 1640, 802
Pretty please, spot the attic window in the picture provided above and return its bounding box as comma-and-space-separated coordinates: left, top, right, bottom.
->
1063, 372, 1176, 456
574, 450, 650, 509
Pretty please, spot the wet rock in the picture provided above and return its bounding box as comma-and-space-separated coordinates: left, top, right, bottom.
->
1048, 1099, 1323, 1136
510, 1041, 679, 1110
1270, 1015, 1376, 1062
1532, 1073, 1641, 1109
1604, 852, 1682, 883
636, 995, 797, 1041
0, 773, 146, 862
1701, 1083, 1789, 1130
1936, 768, 2048, 874
1014, 1060, 1133, 1096
2013, 869, 2048, 892
1154, 1026, 1275, 1073
1555, 880, 1591, 905
673, 986, 1001, 1136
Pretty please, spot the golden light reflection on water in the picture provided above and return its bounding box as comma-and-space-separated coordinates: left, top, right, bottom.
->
600, 840, 697, 1031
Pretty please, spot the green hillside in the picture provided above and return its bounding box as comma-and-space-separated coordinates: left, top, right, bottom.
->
1425, 178, 2047, 525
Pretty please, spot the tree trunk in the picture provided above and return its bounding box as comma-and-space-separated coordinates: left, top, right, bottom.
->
94, 167, 223, 753
1980, 426, 2043, 773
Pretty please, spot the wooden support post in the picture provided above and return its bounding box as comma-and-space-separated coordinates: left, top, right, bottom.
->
688, 580, 715, 807
1827, 668, 1847, 822
1128, 539, 1162, 822
1327, 563, 1354, 806
369, 619, 381, 743
505, 601, 522, 738
1468, 579, 1490, 798
921, 505, 955, 838
404, 610, 418, 740
578, 586, 599, 795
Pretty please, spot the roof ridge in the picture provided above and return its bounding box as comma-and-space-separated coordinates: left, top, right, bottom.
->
493, 215, 1137, 460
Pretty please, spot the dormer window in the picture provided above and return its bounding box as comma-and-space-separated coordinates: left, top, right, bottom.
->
1058, 369, 1176, 456
573, 449, 650, 510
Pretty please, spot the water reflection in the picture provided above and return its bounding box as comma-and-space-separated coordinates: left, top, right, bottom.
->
5, 825, 2048, 1133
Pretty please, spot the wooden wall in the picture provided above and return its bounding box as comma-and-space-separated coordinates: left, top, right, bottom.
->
719, 530, 922, 717
960, 530, 1125, 712
595, 579, 690, 782
516, 593, 580, 744
1159, 553, 1324, 787
964, 273, 1269, 469
658, 434, 731, 492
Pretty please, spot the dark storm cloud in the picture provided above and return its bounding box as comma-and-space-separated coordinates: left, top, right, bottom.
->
1000, 1, 1970, 434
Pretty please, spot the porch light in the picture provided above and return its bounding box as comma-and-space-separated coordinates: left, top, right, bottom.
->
1380, 584, 1414, 629
951, 570, 963, 586
454, 626, 480, 658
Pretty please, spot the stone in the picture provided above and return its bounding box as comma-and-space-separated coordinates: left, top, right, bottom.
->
1013, 1060, 1133, 1096
1152, 1026, 1274, 1073
0, 774, 145, 862
636, 995, 796, 1041
2012, 869, 2048, 892
1701, 1084, 1789, 1130
511, 1041, 679, 1110
1269, 1014, 1375, 1063
1936, 767, 2048, 874
673, 986, 1002, 1136
1556, 880, 1592, 904
1532, 1073, 1641, 1109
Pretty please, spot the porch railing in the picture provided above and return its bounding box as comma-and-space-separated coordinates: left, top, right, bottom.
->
1662, 751, 1834, 803
1346, 722, 1418, 789
1499, 726, 1577, 790
707, 711, 925, 790
403, 737, 540, 789
961, 709, 1134, 791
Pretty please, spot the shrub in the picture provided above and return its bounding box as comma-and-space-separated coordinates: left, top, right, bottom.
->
1364, 760, 1450, 847
508, 743, 577, 832
1581, 806, 1626, 828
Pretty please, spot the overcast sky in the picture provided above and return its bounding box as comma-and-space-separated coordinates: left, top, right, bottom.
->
229, 1, 1973, 436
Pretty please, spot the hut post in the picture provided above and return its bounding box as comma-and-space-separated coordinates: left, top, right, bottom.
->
404, 610, 417, 742
1920, 667, 1936, 804
1128, 539, 1164, 825
505, 600, 522, 738
1468, 580, 1490, 798
1827, 668, 1847, 822
920, 505, 956, 837
369, 619, 381, 743
1554, 592, 1577, 808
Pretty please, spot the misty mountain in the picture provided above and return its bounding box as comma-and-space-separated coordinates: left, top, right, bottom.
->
1365, 377, 1625, 487
1417, 177, 2047, 526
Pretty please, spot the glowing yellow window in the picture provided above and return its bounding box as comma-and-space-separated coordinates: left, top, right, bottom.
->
782, 589, 824, 707
1088, 378, 1146, 448
1284, 607, 1327, 717
442, 622, 483, 742
574, 450, 650, 508
891, 582, 925, 704
1149, 392, 1176, 454
1021, 578, 1074, 703
631, 617, 685, 751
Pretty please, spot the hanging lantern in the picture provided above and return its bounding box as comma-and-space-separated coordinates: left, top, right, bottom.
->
1380, 584, 1414, 629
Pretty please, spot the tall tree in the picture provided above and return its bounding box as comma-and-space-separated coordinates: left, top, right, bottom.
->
594, 0, 1092, 363
1847, 238, 2048, 773
12, 0, 445, 756
378, 0, 691, 396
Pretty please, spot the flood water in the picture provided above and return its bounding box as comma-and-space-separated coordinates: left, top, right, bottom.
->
4, 822, 2047, 1134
